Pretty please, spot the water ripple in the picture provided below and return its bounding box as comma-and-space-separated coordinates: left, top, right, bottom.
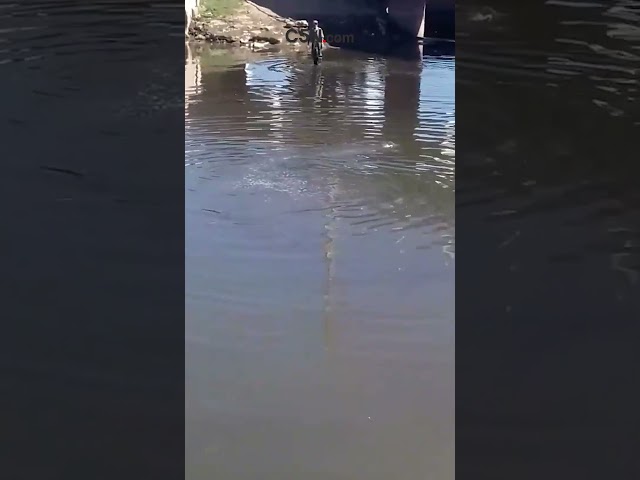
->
186, 44, 456, 326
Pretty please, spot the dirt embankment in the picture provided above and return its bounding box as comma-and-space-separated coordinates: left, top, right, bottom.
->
188, 0, 311, 52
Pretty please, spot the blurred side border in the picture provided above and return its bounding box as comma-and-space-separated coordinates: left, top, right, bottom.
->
1, 2, 185, 479
456, 1, 640, 478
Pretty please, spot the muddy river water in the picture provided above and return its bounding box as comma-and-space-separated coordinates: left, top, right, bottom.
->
185, 43, 455, 479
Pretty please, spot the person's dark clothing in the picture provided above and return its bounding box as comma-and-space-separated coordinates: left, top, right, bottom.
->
308, 26, 324, 58
308, 26, 324, 46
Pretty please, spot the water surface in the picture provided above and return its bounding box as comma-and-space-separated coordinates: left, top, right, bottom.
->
456, 2, 640, 477
185, 44, 455, 479
2, 2, 184, 478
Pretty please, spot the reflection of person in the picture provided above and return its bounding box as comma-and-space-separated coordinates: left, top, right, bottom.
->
307, 20, 325, 58
310, 67, 324, 101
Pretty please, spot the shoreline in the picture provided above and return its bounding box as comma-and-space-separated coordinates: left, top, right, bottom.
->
188, 0, 312, 53
186, 1, 454, 61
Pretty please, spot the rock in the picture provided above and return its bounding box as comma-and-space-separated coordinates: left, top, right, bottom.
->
295, 20, 308, 27
252, 41, 277, 52
207, 33, 237, 43
260, 26, 271, 31
188, 21, 206, 37
198, 25, 236, 43
218, 35, 238, 43
249, 34, 280, 45
284, 19, 296, 28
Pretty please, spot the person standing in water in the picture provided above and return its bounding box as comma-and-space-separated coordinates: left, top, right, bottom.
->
308, 20, 325, 61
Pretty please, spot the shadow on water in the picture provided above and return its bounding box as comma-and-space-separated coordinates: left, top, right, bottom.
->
457, 2, 639, 477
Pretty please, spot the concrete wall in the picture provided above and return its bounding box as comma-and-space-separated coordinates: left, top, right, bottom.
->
387, 0, 455, 39
427, 0, 452, 15
425, 0, 454, 38
252, 0, 453, 40
185, 0, 198, 14
251, 0, 377, 19
185, 0, 199, 34
387, 0, 426, 38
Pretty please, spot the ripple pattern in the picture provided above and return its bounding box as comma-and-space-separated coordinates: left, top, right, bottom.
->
185, 44, 455, 480
186, 47, 455, 240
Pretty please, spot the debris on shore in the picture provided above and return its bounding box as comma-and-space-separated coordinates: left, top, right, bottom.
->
188, 0, 310, 52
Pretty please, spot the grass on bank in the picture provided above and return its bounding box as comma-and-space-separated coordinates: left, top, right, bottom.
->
200, 0, 243, 18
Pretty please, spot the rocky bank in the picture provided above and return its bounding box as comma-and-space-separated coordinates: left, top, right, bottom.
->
188, 0, 313, 52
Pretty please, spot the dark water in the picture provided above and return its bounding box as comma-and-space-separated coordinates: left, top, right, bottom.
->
4, 0, 639, 477
456, 2, 640, 477
2, 2, 185, 478
185, 44, 454, 479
